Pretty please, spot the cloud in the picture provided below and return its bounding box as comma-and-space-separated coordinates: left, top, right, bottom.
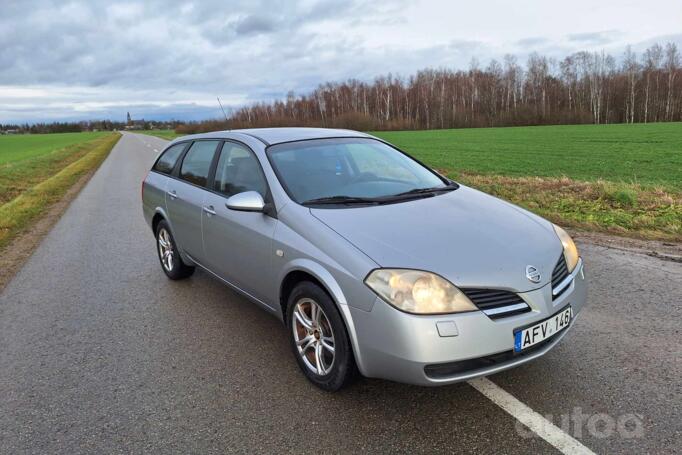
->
517, 37, 550, 47
234, 15, 276, 36
566, 30, 622, 45
1, 0, 681, 122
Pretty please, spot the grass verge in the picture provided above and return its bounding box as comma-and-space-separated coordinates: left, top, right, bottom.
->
451, 171, 681, 241
138, 129, 179, 140
0, 133, 120, 250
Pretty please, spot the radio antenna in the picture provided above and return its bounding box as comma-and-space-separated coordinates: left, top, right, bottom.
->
217, 96, 229, 122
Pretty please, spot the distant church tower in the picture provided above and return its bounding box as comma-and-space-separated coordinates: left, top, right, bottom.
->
126, 112, 132, 125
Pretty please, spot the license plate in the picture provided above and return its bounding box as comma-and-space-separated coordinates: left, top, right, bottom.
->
514, 306, 572, 352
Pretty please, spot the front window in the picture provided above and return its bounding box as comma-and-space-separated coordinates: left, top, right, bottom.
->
267, 138, 453, 206
213, 142, 268, 198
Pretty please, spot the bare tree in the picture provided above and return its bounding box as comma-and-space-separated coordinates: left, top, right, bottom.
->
664, 43, 680, 121
178, 41, 682, 134
623, 46, 639, 123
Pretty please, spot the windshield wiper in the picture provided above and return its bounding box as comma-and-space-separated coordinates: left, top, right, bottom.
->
302, 183, 459, 206
392, 182, 459, 198
301, 195, 383, 206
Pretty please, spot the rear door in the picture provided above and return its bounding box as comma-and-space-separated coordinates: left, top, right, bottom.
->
165, 140, 220, 262
201, 141, 278, 306
145, 142, 188, 224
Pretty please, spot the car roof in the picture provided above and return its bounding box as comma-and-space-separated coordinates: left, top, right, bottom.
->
171, 127, 372, 146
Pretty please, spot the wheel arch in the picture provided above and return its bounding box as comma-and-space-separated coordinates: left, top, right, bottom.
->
150, 208, 194, 266
277, 259, 367, 375
151, 211, 165, 234
151, 206, 172, 233
278, 260, 348, 317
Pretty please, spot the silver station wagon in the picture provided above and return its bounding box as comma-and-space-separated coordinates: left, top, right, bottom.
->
142, 128, 587, 391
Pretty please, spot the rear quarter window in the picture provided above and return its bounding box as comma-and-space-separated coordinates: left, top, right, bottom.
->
153, 143, 186, 174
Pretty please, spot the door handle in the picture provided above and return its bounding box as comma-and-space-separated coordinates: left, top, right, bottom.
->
203, 205, 216, 216
167, 190, 178, 199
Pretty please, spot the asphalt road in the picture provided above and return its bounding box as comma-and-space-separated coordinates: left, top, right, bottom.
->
1, 132, 680, 454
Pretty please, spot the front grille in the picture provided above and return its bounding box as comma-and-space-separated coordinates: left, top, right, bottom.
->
462, 288, 531, 320
551, 255, 570, 299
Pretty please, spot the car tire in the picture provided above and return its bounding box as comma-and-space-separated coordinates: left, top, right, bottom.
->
155, 220, 195, 280
287, 281, 357, 391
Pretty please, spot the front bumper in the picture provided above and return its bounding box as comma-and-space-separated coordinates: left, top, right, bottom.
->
350, 259, 587, 386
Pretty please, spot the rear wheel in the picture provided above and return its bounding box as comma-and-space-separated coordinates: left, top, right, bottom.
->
287, 282, 357, 391
155, 220, 194, 280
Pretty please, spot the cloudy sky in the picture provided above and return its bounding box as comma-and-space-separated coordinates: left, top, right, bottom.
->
1, 0, 681, 123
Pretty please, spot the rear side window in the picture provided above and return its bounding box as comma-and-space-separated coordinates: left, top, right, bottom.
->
153, 143, 186, 174
179, 141, 219, 187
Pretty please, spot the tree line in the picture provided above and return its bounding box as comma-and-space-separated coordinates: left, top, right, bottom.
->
179, 42, 681, 134
0, 120, 183, 134
0, 122, 90, 133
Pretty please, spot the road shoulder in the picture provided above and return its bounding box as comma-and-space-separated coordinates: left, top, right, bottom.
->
572, 230, 682, 262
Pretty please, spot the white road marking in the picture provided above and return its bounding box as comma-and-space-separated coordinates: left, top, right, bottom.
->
468, 377, 595, 455
153, 148, 158, 153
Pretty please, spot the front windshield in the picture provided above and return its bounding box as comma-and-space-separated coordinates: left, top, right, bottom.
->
267, 137, 448, 205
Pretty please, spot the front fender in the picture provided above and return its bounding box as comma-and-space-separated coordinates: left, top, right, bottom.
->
277, 258, 369, 376
277, 258, 349, 306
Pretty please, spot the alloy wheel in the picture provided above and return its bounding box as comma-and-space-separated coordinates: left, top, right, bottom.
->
292, 298, 336, 375
157, 228, 174, 272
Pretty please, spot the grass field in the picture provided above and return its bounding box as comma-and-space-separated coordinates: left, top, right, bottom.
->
374, 123, 682, 189
0, 132, 109, 165
0, 132, 120, 249
141, 129, 178, 140
0, 132, 109, 205
140, 123, 682, 240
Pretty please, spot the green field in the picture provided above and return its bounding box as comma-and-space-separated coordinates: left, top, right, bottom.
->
142, 129, 178, 140
140, 124, 682, 240
0, 132, 109, 166
373, 123, 682, 189
0, 132, 109, 205
0, 132, 120, 249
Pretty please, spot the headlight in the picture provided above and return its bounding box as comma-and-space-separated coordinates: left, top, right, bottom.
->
553, 224, 579, 272
364, 269, 477, 314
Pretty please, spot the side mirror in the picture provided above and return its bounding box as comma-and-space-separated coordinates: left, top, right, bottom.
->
225, 191, 265, 212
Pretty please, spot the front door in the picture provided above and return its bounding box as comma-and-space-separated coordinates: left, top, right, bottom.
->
201, 141, 278, 306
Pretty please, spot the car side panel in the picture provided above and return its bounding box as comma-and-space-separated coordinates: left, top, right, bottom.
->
164, 179, 207, 261
271, 203, 381, 377
201, 191, 278, 306
272, 203, 379, 314
142, 171, 169, 230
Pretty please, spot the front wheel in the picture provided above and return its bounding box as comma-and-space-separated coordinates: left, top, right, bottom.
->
155, 220, 194, 280
287, 282, 357, 391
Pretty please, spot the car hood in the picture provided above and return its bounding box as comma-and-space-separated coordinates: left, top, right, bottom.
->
310, 186, 563, 292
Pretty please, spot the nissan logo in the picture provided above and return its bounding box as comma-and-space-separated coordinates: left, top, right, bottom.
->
526, 265, 541, 283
